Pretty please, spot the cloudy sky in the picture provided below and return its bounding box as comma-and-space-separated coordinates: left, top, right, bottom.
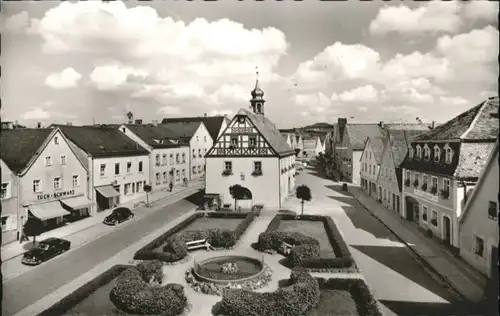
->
1, 1, 498, 128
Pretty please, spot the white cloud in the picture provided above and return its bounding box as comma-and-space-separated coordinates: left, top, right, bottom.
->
333, 85, 379, 102
479, 90, 498, 98
369, 2, 462, 36
89, 65, 147, 90
380, 52, 450, 83
45, 67, 82, 89
294, 42, 381, 86
2, 11, 30, 32
209, 109, 233, 117
22, 107, 51, 120
439, 96, 469, 107
436, 26, 499, 65
157, 106, 181, 115
208, 84, 248, 106
463, 1, 499, 21
292, 92, 331, 108
382, 105, 418, 114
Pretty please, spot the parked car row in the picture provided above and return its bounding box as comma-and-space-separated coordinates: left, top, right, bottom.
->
22, 207, 135, 266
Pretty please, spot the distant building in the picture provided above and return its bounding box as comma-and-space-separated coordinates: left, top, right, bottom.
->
205, 80, 296, 209
401, 97, 499, 250
58, 125, 150, 212
360, 136, 385, 199
459, 141, 498, 278
118, 124, 190, 191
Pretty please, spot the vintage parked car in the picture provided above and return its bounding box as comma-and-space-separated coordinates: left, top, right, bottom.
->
21, 237, 71, 266
103, 207, 134, 225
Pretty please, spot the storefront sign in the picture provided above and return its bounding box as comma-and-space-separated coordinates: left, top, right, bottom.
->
37, 190, 75, 201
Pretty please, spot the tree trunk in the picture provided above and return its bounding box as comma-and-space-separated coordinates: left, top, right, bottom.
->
146, 193, 150, 207
301, 200, 304, 216
33, 235, 36, 245
234, 199, 237, 211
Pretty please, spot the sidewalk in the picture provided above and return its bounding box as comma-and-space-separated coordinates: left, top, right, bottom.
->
348, 184, 486, 303
1, 180, 203, 262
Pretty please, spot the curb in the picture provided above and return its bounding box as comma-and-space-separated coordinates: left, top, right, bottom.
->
349, 188, 470, 303
2, 184, 202, 263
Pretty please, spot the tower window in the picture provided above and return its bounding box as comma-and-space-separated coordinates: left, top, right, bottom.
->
256, 103, 262, 113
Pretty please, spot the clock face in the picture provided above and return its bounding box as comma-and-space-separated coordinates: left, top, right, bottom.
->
238, 116, 245, 123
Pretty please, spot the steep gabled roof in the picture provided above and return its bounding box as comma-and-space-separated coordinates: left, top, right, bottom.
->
454, 142, 497, 179
346, 124, 384, 150
369, 136, 386, 164
124, 124, 184, 148
237, 109, 295, 156
161, 116, 226, 142
0, 128, 53, 173
459, 141, 499, 224
412, 98, 499, 141
58, 125, 149, 157
160, 121, 202, 141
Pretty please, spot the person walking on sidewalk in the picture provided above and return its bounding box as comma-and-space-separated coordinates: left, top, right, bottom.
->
169, 181, 173, 192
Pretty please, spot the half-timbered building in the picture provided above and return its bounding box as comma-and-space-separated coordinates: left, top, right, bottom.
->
205, 80, 296, 209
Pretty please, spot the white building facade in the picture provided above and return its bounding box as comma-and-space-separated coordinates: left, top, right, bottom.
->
360, 137, 383, 199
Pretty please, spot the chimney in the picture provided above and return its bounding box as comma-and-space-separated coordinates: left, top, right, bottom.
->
67, 122, 73, 126
379, 121, 385, 129
135, 119, 143, 125
204, 113, 207, 117
152, 120, 158, 126
338, 118, 347, 142
37, 122, 42, 129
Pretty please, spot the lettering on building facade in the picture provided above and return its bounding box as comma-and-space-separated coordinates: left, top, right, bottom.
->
37, 190, 75, 201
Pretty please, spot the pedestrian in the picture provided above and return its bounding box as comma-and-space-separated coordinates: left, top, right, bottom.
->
169, 181, 173, 192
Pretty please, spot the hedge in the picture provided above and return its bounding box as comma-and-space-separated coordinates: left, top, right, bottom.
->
215, 269, 320, 316
256, 214, 357, 272
315, 277, 383, 316
134, 212, 255, 262
110, 266, 187, 315
38, 265, 130, 316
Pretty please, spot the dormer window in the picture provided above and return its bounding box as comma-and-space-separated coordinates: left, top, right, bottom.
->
423, 145, 430, 160
434, 146, 441, 162
416, 145, 422, 159
408, 147, 414, 159
445, 146, 453, 163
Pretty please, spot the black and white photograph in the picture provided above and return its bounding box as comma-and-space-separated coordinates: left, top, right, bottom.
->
1, 1, 498, 316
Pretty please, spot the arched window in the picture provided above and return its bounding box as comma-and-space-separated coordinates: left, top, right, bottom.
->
416, 145, 422, 159
409, 147, 414, 158
256, 103, 262, 113
434, 145, 441, 162
423, 145, 430, 160
445, 146, 453, 163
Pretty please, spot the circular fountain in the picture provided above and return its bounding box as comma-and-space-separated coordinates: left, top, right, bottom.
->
185, 255, 272, 295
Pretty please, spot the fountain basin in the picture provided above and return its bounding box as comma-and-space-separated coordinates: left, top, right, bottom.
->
193, 255, 265, 284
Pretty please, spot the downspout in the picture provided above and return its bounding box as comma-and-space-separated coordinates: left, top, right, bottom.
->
278, 156, 281, 209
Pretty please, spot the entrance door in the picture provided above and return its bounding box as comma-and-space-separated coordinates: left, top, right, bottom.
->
396, 196, 400, 214
443, 216, 451, 245
288, 177, 291, 193
487, 246, 499, 310
406, 200, 414, 221
368, 182, 371, 195
392, 194, 396, 210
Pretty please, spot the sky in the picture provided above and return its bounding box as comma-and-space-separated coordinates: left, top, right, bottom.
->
1, 1, 498, 129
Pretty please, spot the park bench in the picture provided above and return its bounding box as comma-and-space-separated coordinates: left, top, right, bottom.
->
186, 239, 214, 251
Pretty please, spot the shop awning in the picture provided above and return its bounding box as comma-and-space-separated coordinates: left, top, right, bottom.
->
60, 196, 92, 210
28, 201, 71, 221
95, 185, 120, 198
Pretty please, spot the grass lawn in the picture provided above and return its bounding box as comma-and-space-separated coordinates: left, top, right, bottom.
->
278, 220, 335, 257
64, 279, 136, 316
182, 217, 243, 232
307, 289, 359, 316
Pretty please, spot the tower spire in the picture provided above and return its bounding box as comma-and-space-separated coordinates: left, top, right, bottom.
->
250, 66, 265, 115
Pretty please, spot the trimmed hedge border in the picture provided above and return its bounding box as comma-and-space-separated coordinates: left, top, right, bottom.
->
256, 214, 358, 273
134, 212, 256, 262
38, 265, 131, 316
315, 277, 383, 316
214, 268, 320, 316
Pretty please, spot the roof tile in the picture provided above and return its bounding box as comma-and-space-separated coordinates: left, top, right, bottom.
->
161, 116, 226, 142
454, 142, 496, 179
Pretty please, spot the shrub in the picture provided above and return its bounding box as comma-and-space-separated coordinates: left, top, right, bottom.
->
257, 231, 319, 252
161, 235, 188, 262
110, 267, 187, 315
136, 260, 163, 284
209, 229, 237, 248
216, 269, 319, 316
252, 204, 264, 216
289, 244, 321, 266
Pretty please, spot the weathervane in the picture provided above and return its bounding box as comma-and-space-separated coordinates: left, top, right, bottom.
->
255, 66, 259, 79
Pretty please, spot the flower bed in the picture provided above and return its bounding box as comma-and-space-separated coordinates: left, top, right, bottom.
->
38, 262, 189, 316
110, 262, 187, 315
134, 212, 256, 263
255, 214, 357, 273
310, 278, 383, 316
213, 269, 320, 316
185, 264, 273, 296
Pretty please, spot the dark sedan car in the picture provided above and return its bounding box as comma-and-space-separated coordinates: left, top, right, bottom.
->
21, 237, 71, 266
103, 207, 134, 225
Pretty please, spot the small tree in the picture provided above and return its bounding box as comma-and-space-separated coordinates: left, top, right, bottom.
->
294, 148, 300, 157
23, 216, 44, 245
229, 184, 245, 211
144, 184, 152, 207
296, 185, 312, 216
